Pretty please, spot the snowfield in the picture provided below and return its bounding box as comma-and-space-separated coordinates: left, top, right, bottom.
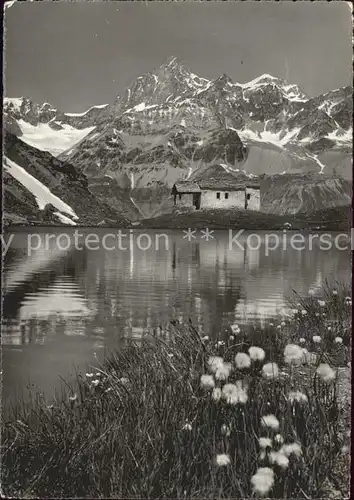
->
3, 156, 79, 220
53, 212, 77, 225
64, 103, 109, 117
17, 119, 95, 156
235, 126, 301, 147
327, 127, 353, 145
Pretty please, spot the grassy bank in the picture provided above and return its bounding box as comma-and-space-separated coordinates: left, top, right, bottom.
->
139, 204, 351, 231
2, 284, 351, 498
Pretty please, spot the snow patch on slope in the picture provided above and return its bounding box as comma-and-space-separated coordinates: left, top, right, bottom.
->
64, 104, 109, 117
124, 103, 159, 114
241, 74, 279, 88
88, 132, 100, 141
327, 127, 353, 145
54, 212, 77, 225
236, 126, 301, 147
4, 97, 25, 110
308, 154, 326, 174
3, 156, 78, 219
17, 120, 95, 156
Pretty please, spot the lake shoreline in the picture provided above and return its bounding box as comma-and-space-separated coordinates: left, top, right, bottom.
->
3, 203, 351, 232
2, 284, 351, 498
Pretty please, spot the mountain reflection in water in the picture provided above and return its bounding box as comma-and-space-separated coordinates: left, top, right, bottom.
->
2, 229, 350, 404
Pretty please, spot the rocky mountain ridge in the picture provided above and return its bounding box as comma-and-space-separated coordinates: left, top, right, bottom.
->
4, 57, 352, 218
3, 133, 134, 226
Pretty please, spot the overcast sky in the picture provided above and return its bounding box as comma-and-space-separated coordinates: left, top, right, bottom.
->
4, 1, 352, 112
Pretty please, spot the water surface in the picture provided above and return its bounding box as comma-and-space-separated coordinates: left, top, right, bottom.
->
2, 228, 350, 406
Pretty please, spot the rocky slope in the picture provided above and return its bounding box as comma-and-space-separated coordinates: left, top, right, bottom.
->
4, 57, 352, 218
3, 133, 132, 226
260, 173, 352, 215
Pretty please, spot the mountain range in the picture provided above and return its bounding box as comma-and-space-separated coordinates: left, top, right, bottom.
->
3, 57, 352, 225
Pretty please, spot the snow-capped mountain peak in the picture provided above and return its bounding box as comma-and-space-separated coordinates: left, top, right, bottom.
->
3, 97, 110, 156
161, 55, 184, 71
243, 73, 280, 86
4, 58, 352, 184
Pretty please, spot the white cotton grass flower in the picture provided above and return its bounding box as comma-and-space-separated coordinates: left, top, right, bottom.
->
262, 362, 279, 380
182, 422, 192, 431
274, 434, 284, 445
345, 296, 351, 302
69, 394, 77, 402
212, 387, 222, 402
215, 454, 231, 467
332, 290, 338, 296
215, 362, 232, 381
312, 335, 321, 343
222, 381, 248, 405
281, 442, 302, 458
261, 414, 280, 431
229, 335, 235, 341
86, 373, 94, 378
301, 310, 307, 316
201, 335, 209, 342
259, 437, 272, 449
281, 321, 286, 327
287, 391, 308, 404
251, 467, 274, 496
231, 323, 241, 334
216, 340, 225, 347
118, 377, 129, 385
235, 352, 251, 369
269, 451, 289, 469
249, 346, 266, 361
200, 374, 215, 389
299, 338, 306, 344
318, 300, 326, 307
309, 289, 315, 295
221, 424, 231, 436
91, 379, 100, 387
207, 356, 224, 373
276, 325, 282, 330
284, 344, 304, 365
316, 363, 336, 383
334, 337, 343, 344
